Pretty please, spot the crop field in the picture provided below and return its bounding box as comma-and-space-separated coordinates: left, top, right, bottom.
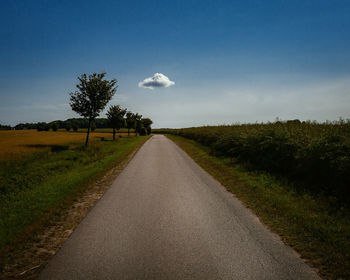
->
161, 121, 350, 279
0, 130, 135, 161
154, 120, 350, 204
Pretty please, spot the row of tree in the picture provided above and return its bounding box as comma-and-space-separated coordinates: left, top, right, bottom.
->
11, 113, 153, 135
5, 72, 153, 145
0, 124, 11, 130
14, 118, 108, 131
69, 72, 153, 145
106, 105, 152, 140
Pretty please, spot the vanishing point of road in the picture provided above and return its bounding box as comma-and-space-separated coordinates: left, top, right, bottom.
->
38, 135, 319, 280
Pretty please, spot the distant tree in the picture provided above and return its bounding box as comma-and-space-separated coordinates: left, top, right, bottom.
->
72, 123, 79, 132
91, 122, 96, 132
106, 105, 127, 141
37, 122, 48, 131
51, 123, 58, 131
139, 127, 147, 136
126, 112, 136, 136
141, 118, 153, 135
134, 113, 143, 136
69, 72, 117, 146
65, 123, 72, 131
0, 124, 11, 130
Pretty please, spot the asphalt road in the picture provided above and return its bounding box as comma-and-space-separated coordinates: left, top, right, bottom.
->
38, 135, 319, 280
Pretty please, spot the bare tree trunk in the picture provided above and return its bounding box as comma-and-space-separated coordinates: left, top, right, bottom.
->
113, 128, 116, 141
85, 119, 91, 146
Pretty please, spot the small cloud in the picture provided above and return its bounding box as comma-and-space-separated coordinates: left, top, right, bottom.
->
138, 73, 175, 89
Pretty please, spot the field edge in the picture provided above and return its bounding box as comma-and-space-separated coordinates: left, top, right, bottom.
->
1, 136, 150, 280
166, 134, 350, 280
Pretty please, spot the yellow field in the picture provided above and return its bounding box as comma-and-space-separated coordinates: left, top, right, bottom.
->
0, 130, 133, 161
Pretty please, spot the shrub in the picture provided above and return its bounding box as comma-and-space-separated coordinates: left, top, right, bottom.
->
160, 121, 350, 204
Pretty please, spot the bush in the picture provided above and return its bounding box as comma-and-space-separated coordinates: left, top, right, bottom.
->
51, 123, 58, 131
72, 124, 79, 132
140, 128, 147, 136
159, 121, 350, 204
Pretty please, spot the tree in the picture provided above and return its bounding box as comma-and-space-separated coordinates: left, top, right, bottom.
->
134, 113, 143, 136
106, 105, 127, 141
65, 123, 72, 131
69, 72, 117, 146
126, 112, 136, 136
141, 118, 153, 135
37, 122, 48, 131
72, 123, 79, 132
51, 123, 58, 131
91, 122, 96, 132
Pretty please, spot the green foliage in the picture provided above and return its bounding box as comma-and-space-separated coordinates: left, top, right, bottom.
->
51, 123, 58, 131
72, 123, 79, 132
36, 122, 49, 131
65, 123, 72, 131
0, 124, 11, 130
156, 120, 350, 204
134, 113, 143, 135
106, 105, 127, 140
139, 128, 148, 136
69, 72, 117, 145
90, 122, 96, 132
141, 118, 153, 135
168, 135, 350, 279
126, 112, 136, 136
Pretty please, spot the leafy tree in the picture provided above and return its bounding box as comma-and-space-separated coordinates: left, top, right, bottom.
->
141, 118, 153, 135
37, 122, 48, 131
106, 105, 127, 141
0, 124, 11, 130
134, 113, 143, 136
69, 72, 117, 146
91, 122, 96, 132
126, 112, 136, 136
65, 123, 72, 131
51, 123, 58, 131
139, 127, 148, 136
72, 123, 79, 132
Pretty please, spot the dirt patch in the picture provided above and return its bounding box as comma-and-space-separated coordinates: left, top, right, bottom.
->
0, 144, 142, 280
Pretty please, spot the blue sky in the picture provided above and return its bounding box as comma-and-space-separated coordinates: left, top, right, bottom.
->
1, 0, 350, 127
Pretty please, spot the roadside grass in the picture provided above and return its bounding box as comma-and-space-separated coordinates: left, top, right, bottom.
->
0, 136, 149, 270
167, 135, 350, 280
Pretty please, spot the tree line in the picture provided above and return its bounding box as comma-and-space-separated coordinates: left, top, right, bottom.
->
13, 118, 109, 131
106, 105, 153, 140
0, 124, 11, 130
6, 72, 153, 145
69, 72, 153, 145
11, 115, 152, 136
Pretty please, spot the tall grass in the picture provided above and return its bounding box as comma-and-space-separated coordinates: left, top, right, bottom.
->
167, 134, 350, 279
154, 120, 350, 204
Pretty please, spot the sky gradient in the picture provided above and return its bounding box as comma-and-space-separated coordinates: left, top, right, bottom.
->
1, 0, 350, 127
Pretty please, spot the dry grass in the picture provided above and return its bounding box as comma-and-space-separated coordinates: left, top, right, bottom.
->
0, 130, 134, 161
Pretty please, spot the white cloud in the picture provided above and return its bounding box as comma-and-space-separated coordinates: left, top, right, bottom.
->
138, 73, 175, 89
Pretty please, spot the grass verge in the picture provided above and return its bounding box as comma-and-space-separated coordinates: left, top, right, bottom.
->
0, 136, 149, 277
167, 134, 350, 280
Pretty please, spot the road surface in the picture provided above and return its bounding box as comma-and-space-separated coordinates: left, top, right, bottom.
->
38, 135, 319, 280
